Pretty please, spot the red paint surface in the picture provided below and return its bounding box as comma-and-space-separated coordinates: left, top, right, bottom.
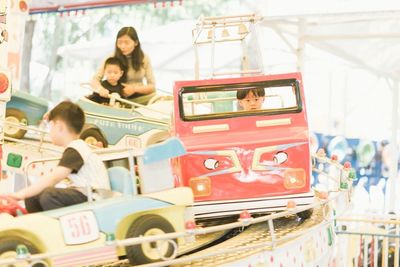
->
172, 73, 312, 202
0, 73, 9, 94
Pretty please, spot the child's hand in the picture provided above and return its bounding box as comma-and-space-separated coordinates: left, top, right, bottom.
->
122, 83, 135, 97
5, 191, 24, 201
98, 88, 110, 98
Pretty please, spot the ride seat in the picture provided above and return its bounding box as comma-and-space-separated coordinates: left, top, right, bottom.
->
107, 166, 136, 195
137, 137, 186, 194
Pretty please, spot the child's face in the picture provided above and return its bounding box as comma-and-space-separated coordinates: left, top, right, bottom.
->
104, 64, 123, 85
49, 120, 74, 146
239, 91, 265, 111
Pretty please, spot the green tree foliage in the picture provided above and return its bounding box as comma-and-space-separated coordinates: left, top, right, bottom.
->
26, 0, 237, 100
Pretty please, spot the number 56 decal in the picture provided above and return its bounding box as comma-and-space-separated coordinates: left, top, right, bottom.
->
59, 210, 100, 245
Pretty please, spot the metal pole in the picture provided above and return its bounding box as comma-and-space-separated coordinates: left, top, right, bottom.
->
192, 27, 200, 80
194, 42, 199, 80
328, 73, 333, 134
343, 72, 348, 136
241, 35, 248, 75
0, 0, 9, 174
387, 79, 399, 213
297, 19, 306, 73
210, 23, 216, 78
250, 21, 264, 74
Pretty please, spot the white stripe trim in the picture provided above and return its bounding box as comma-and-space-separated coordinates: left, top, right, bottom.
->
256, 118, 291, 127
190, 192, 315, 218
195, 191, 314, 205
53, 248, 117, 266
192, 124, 230, 133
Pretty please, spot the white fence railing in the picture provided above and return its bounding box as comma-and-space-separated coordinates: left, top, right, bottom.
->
335, 213, 400, 267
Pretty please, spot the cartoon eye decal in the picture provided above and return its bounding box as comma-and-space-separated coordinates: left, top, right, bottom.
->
204, 158, 219, 170
274, 152, 288, 164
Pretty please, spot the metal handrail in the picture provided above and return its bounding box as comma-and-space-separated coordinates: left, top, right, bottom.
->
4, 120, 48, 135
0, 197, 336, 267
192, 14, 264, 79
80, 83, 170, 116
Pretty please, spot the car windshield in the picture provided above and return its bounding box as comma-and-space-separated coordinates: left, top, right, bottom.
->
179, 80, 301, 121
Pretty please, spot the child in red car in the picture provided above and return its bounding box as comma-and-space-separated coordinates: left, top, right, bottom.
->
236, 88, 265, 111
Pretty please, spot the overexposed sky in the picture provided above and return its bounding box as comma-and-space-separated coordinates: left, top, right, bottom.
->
31, 0, 400, 140
259, 0, 400, 16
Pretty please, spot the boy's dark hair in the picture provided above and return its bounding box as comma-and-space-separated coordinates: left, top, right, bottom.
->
104, 57, 127, 83
236, 88, 266, 100
48, 101, 85, 134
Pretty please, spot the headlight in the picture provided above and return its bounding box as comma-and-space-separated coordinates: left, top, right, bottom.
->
283, 168, 306, 189
189, 177, 211, 197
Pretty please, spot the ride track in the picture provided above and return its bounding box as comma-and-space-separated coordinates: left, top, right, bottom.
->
0, 121, 353, 267
0, 189, 348, 267
95, 206, 330, 267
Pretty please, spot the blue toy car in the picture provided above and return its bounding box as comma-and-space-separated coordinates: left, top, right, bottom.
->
0, 138, 193, 266
5, 90, 172, 149
77, 97, 171, 148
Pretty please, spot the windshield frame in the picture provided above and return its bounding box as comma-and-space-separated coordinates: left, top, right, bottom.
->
178, 78, 303, 122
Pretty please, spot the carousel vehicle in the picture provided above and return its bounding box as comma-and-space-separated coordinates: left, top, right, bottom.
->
4, 89, 172, 148
5, 90, 48, 139
77, 94, 171, 148
171, 72, 315, 219
0, 138, 193, 266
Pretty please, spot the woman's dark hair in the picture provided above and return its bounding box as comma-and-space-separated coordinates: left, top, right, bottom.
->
114, 26, 144, 71
104, 57, 127, 83
236, 88, 265, 100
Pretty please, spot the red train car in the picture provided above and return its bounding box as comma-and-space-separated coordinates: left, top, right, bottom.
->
171, 72, 314, 218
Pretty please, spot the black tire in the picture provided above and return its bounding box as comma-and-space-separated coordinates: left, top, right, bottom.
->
80, 127, 108, 148
0, 237, 45, 267
125, 214, 177, 265
5, 108, 28, 139
297, 209, 313, 220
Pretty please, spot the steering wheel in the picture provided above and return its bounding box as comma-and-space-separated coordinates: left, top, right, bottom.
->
0, 196, 27, 216
80, 83, 123, 107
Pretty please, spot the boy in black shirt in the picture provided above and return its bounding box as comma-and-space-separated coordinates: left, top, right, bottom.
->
87, 57, 126, 104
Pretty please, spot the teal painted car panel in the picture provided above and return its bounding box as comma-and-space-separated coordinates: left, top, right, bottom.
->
43, 195, 172, 234
6, 90, 48, 125
143, 137, 186, 164
77, 99, 169, 145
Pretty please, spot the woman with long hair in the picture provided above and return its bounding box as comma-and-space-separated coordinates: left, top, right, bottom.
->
91, 26, 155, 104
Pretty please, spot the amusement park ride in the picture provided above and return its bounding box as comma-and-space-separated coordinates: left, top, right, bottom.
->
0, 8, 356, 267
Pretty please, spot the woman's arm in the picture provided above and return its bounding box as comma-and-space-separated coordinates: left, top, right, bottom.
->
91, 58, 110, 97
122, 83, 155, 96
